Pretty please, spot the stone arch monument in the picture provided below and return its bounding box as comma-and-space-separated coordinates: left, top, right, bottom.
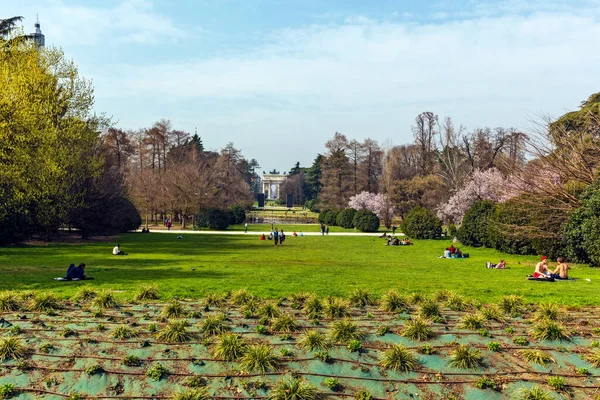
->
262, 173, 287, 199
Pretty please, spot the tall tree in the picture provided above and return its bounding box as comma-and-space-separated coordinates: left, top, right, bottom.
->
319, 132, 352, 209
304, 154, 323, 201
346, 139, 365, 196
412, 112, 439, 175
360, 138, 382, 193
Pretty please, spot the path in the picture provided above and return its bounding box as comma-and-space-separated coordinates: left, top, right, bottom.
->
137, 229, 400, 237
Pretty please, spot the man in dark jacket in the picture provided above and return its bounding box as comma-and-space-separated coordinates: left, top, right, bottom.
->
66, 263, 86, 280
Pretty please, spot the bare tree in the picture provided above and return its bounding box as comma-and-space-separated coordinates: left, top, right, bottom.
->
412, 111, 438, 175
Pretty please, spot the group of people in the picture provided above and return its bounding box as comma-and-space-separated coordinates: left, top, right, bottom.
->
320, 223, 329, 235
386, 236, 412, 246
260, 228, 286, 245
441, 244, 466, 258
533, 256, 569, 280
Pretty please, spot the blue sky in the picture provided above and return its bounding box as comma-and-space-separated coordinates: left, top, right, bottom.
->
3, 0, 600, 170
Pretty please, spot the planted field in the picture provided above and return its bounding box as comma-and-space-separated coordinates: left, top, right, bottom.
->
1, 290, 600, 399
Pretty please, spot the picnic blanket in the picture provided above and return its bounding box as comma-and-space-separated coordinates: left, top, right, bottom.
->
53, 277, 94, 281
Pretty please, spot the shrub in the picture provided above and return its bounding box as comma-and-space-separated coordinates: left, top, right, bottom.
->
352, 209, 380, 232
500, 295, 525, 316
200, 315, 230, 336
271, 314, 299, 333
348, 288, 376, 308
336, 208, 356, 228
0, 336, 27, 361
401, 206, 442, 239
303, 296, 323, 319
258, 302, 281, 319
323, 297, 350, 318
459, 314, 486, 331
0, 292, 20, 312
298, 330, 331, 352
240, 344, 279, 373
212, 333, 247, 361
418, 300, 443, 321
515, 386, 553, 400
146, 363, 169, 381
122, 355, 142, 367
162, 300, 186, 318
156, 320, 194, 343
229, 205, 247, 224
172, 388, 210, 400
305, 199, 320, 213
379, 344, 418, 372
318, 209, 339, 226
111, 326, 137, 339
487, 199, 535, 255
380, 290, 409, 312
196, 207, 232, 230
29, 292, 60, 312
93, 290, 118, 309
447, 223, 458, 237
563, 179, 600, 264
533, 303, 566, 322
457, 200, 496, 247
530, 320, 570, 341
448, 345, 484, 369
329, 320, 363, 343
402, 317, 433, 341
75, 287, 97, 302
134, 285, 160, 301
518, 349, 553, 365
270, 378, 319, 400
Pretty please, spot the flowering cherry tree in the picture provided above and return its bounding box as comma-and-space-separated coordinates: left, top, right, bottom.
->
349, 191, 395, 227
436, 169, 517, 224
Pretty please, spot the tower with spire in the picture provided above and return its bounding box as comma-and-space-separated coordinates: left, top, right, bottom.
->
28, 15, 45, 47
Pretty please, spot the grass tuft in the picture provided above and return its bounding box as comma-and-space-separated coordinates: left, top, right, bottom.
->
530, 320, 570, 341
349, 289, 376, 308
298, 330, 331, 352
231, 289, 253, 306
303, 296, 323, 319
240, 344, 279, 373
445, 292, 468, 311
29, 292, 60, 312
516, 385, 554, 400
459, 314, 487, 331
93, 290, 119, 309
586, 349, 600, 367
402, 317, 434, 341
200, 314, 230, 336
418, 299, 443, 321
448, 345, 484, 369
156, 320, 194, 343
134, 285, 160, 301
269, 378, 319, 400
0, 336, 27, 361
0, 291, 21, 312
500, 295, 524, 316
111, 326, 138, 339
162, 300, 186, 318
518, 349, 553, 365
323, 297, 350, 319
145, 363, 169, 381
379, 344, 418, 372
75, 286, 97, 302
172, 388, 210, 400
478, 304, 506, 322
329, 319, 364, 343
204, 293, 224, 308
212, 333, 247, 361
271, 314, 299, 333
258, 302, 281, 319
380, 290, 409, 313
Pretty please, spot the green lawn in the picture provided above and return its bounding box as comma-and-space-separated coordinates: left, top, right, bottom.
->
1, 233, 598, 304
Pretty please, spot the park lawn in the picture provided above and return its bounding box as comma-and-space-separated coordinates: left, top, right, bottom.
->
0, 232, 598, 304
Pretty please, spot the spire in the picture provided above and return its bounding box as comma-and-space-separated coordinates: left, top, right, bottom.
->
30, 16, 45, 47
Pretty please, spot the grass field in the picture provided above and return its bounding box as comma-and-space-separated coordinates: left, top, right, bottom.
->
1, 232, 598, 305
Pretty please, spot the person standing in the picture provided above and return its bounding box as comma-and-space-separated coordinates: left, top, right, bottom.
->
167, 220, 172, 231
325, 225, 329, 235
273, 228, 279, 245
244, 222, 248, 233
279, 229, 285, 245
320, 223, 325, 235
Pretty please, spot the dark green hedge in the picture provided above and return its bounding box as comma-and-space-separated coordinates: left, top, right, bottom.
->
352, 209, 380, 232
457, 200, 496, 247
401, 206, 442, 239
336, 208, 356, 228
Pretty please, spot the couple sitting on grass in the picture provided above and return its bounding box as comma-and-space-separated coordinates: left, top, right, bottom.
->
533, 256, 569, 280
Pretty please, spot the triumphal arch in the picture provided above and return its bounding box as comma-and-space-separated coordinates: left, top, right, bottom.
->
262, 173, 286, 199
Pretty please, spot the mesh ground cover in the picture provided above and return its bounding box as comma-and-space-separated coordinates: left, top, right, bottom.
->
1, 291, 599, 399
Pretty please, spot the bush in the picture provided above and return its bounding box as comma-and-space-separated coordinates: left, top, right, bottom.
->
401, 207, 442, 239
352, 210, 380, 232
457, 201, 496, 247
336, 208, 356, 229
563, 179, 600, 264
196, 208, 232, 230
229, 205, 247, 224
447, 223, 458, 237
318, 209, 339, 226
305, 199, 320, 213
486, 200, 534, 255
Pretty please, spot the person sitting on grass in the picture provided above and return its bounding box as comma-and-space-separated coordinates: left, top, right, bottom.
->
293, 231, 298, 237
533, 256, 551, 278
392, 237, 400, 246
442, 248, 451, 258
112, 244, 127, 256
260, 233, 266, 240
495, 259, 506, 269
66, 263, 86, 280
455, 248, 463, 258
551, 257, 569, 280
448, 244, 456, 255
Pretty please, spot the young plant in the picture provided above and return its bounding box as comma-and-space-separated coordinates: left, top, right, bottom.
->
134, 285, 159, 301
269, 378, 318, 400
0, 383, 17, 398
298, 330, 331, 352
171, 388, 210, 400
354, 389, 373, 400
418, 344, 436, 355
256, 325, 269, 335
448, 345, 484, 370
240, 297, 260, 315
0, 336, 27, 361
146, 362, 169, 381
111, 326, 138, 339
418, 299, 443, 321
347, 340, 362, 352
122, 355, 142, 367
518, 349, 553, 365
322, 377, 341, 391
349, 289, 376, 308
500, 295, 524, 316
156, 320, 194, 343
445, 292, 468, 311
408, 293, 426, 305
280, 348, 293, 357
204, 293, 224, 308
512, 336, 529, 346
547, 376, 565, 390
200, 314, 230, 336
376, 325, 389, 336
85, 364, 105, 376
530, 320, 570, 341
587, 349, 600, 367
239, 344, 279, 373
212, 333, 247, 361
271, 314, 299, 333
258, 302, 281, 319
0, 291, 21, 311
184, 376, 208, 388
39, 343, 55, 354
61, 327, 77, 338
323, 297, 350, 319
29, 292, 60, 312
290, 292, 310, 309
478, 304, 506, 322
516, 385, 553, 400
93, 290, 119, 309
303, 296, 323, 319
162, 300, 186, 318
487, 342, 502, 352
379, 344, 419, 372
329, 319, 364, 343
459, 314, 486, 331
476, 376, 497, 390
401, 317, 434, 341
380, 290, 409, 313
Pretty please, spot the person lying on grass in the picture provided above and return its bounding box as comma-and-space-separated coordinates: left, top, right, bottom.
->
66, 263, 86, 280
551, 257, 569, 280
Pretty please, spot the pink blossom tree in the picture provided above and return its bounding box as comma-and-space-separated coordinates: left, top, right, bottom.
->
349, 191, 395, 227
